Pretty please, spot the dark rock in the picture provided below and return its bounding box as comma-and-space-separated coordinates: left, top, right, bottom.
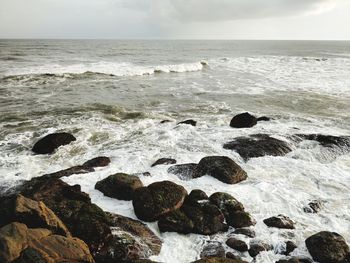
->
160, 120, 172, 124
178, 119, 197, 126
305, 231, 350, 263
132, 181, 187, 222
263, 215, 295, 229
192, 257, 247, 263
276, 258, 301, 263
223, 134, 292, 161
168, 163, 197, 180
95, 173, 143, 200
151, 158, 177, 167
226, 238, 248, 252
82, 156, 111, 168
200, 242, 226, 258
32, 132, 76, 154
158, 209, 194, 234
194, 156, 247, 184
230, 112, 257, 128
226, 211, 256, 228
225, 252, 241, 260
248, 242, 273, 257
257, 116, 271, 122
233, 228, 256, 238
295, 134, 350, 148
303, 200, 322, 213
185, 189, 209, 205
284, 241, 297, 255
209, 192, 244, 218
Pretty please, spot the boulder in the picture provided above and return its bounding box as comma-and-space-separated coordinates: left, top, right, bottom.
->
223, 134, 292, 161
186, 189, 209, 204
209, 192, 244, 218
168, 163, 197, 180
151, 158, 177, 167
284, 241, 297, 255
226, 211, 256, 228
263, 215, 295, 229
226, 238, 248, 252
305, 231, 350, 263
194, 156, 247, 184
233, 228, 256, 238
230, 112, 257, 128
178, 119, 197, 126
0, 194, 70, 236
158, 209, 194, 234
32, 132, 76, 154
200, 242, 226, 258
83, 156, 111, 168
248, 241, 273, 258
132, 181, 187, 222
95, 173, 143, 200
295, 134, 350, 148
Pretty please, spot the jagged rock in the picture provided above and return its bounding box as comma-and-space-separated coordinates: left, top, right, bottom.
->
132, 181, 187, 222
248, 241, 273, 257
303, 200, 322, 213
230, 112, 257, 128
209, 192, 244, 218
233, 228, 256, 238
95, 173, 143, 200
194, 156, 247, 184
200, 242, 226, 258
263, 215, 295, 229
82, 156, 111, 168
178, 119, 197, 126
168, 163, 197, 180
151, 158, 177, 167
223, 134, 292, 161
226, 238, 248, 252
305, 231, 350, 263
0, 194, 70, 236
32, 132, 76, 154
192, 257, 247, 263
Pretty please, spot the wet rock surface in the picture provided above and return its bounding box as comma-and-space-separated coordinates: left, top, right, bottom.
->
248, 241, 273, 257
178, 119, 197, 126
168, 163, 197, 180
200, 242, 226, 258
32, 132, 76, 154
226, 238, 248, 252
230, 112, 258, 128
263, 215, 295, 229
224, 134, 292, 161
151, 158, 177, 167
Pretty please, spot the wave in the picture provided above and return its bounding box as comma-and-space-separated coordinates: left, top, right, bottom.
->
3, 61, 207, 78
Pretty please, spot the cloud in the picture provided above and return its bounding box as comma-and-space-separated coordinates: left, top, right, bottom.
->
122, 0, 338, 22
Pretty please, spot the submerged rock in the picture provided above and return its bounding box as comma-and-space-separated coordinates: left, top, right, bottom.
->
151, 158, 177, 167
168, 163, 197, 180
303, 200, 322, 213
257, 116, 271, 122
283, 241, 297, 255
82, 156, 111, 168
295, 134, 350, 148
223, 134, 292, 161
263, 215, 295, 229
32, 132, 76, 154
178, 119, 197, 126
248, 241, 273, 258
95, 173, 143, 200
194, 156, 247, 184
200, 242, 226, 258
132, 181, 187, 222
305, 231, 350, 263
230, 112, 257, 128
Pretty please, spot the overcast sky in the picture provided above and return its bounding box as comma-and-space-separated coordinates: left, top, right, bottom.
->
0, 0, 349, 39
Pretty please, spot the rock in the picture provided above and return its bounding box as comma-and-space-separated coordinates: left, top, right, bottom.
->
276, 258, 301, 263
303, 200, 322, 213
0, 222, 93, 263
178, 119, 197, 126
192, 257, 247, 263
95, 213, 162, 262
200, 242, 226, 258
233, 228, 256, 238
95, 173, 143, 200
226, 238, 248, 252
209, 192, 244, 218
32, 132, 76, 154
263, 215, 295, 229
82, 156, 111, 168
223, 134, 292, 161
230, 112, 257, 128
248, 241, 273, 257
284, 241, 297, 255
168, 163, 197, 180
257, 116, 271, 122
0, 194, 70, 236
151, 158, 177, 167
194, 156, 247, 184
158, 209, 194, 234
132, 181, 187, 222
305, 231, 350, 263
186, 189, 209, 204
225, 252, 241, 260
160, 120, 172, 124
295, 134, 350, 148
226, 211, 256, 228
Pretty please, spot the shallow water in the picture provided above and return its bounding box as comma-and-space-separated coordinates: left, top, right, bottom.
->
0, 40, 349, 262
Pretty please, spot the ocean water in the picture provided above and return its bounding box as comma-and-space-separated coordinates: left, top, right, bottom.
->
0, 40, 349, 262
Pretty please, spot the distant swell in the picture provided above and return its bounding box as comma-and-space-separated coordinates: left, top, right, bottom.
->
4, 61, 207, 78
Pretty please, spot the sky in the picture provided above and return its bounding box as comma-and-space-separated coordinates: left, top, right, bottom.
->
0, 0, 350, 39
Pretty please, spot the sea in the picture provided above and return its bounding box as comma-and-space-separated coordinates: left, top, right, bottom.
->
0, 40, 349, 262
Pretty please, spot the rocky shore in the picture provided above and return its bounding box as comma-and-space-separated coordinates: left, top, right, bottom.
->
1, 112, 350, 263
